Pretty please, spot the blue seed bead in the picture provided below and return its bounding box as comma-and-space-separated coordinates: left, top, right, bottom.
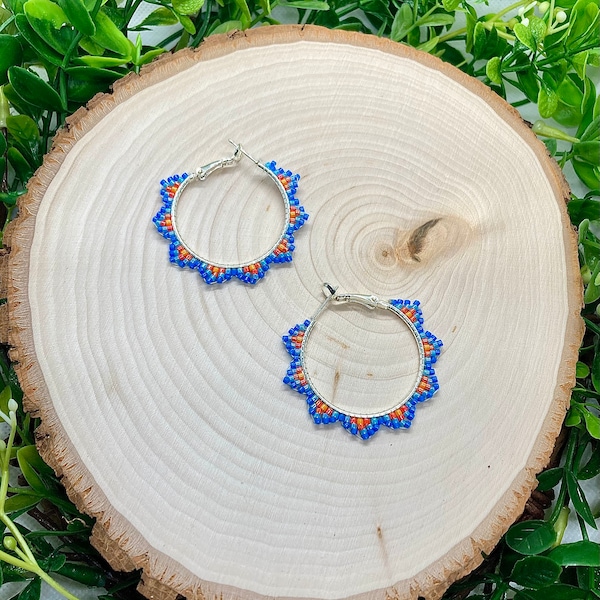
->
360, 429, 369, 440
350, 424, 358, 435
391, 418, 400, 429
331, 411, 339, 422
322, 414, 330, 424
313, 414, 322, 424
309, 404, 316, 415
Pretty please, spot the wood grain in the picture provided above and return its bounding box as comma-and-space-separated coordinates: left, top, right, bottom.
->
5, 25, 582, 600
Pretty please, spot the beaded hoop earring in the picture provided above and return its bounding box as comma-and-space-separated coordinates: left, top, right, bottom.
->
282, 284, 443, 440
153, 141, 308, 284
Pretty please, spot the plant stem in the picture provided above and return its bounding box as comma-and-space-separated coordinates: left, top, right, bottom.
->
494, 0, 529, 21
438, 26, 466, 43
35, 566, 81, 600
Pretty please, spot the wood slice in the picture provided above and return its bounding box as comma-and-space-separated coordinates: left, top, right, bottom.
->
5, 25, 582, 600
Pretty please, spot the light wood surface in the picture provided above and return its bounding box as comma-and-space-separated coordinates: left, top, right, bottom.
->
5, 25, 582, 600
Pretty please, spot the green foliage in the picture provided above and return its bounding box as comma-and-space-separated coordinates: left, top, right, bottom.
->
0, 0, 598, 599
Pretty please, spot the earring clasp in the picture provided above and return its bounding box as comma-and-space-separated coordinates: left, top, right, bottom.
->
322, 282, 385, 310
196, 141, 259, 180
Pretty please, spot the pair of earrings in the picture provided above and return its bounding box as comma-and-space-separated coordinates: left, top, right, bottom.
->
153, 141, 443, 440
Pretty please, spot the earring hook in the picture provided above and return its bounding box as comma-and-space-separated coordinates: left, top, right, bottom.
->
228, 139, 260, 165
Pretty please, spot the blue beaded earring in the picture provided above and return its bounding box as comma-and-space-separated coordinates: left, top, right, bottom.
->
153, 141, 308, 284
282, 284, 443, 440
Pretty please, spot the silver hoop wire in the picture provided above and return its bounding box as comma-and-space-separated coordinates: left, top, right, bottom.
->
302, 284, 426, 418
282, 284, 442, 439
153, 141, 308, 284
170, 142, 291, 269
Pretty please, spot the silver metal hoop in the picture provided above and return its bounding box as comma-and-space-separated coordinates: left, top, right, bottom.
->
282, 284, 443, 440
153, 141, 308, 284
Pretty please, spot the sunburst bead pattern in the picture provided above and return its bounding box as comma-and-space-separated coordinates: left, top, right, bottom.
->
153, 160, 308, 284
282, 299, 443, 440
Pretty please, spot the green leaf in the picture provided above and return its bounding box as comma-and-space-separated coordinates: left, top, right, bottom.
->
64, 65, 122, 82
137, 47, 165, 66
417, 35, 438, 54
586, 332, 600, 391
581, 116, 600, 142
0, 385, 12, 414
511, 556, 561, 589
538, 84, 558, 118
391, 3, 413, 42
17, 445, 48, 493
57, 0, 95, 36
8, 66, 65, 112
173, 0, 203, 15
437, 42, 465, 66
1, 563, 29, 583
566, 406, 582, 426
7, 147, 34, 182
573, 141, 600, 165
91, 10, 132, 56
0, 35, 22, 86
56, 562, 106, 586
566, 470, 597, 528
3, 493, 41, 513
576, 361, 590, 378
14, 13, 63, 67
585, 266, 600, 304
17, 576, 41, 600
549, 541, 600, 567
505, 520, 557, 555
573, 158, 600, 192
78, 36, 105, 55
177, 13, 195, 34
567, 0, 600, 50
513, 584, 589, 600
0, 190, 26, 206
232, 0, 251, 27
418, 13, 454, 28
77, 55, 130, 67
516, 64, 539, 103
137, 7, 179, 27
554, 101, 584, 128
442, 0, 460, 10
558, 77, 584, 109
514, 22, 536, 51
23, 0, 75, 55
66, 74, 112, 102
281, 0, 329, 8
537, 467, 563, 492
544, 60, 568, 90
486, 56, 502, 85
472, 21, 487, 59
573, 51, 588, 81
583, 410, 600, 439
579, 446, 600, 479
38, 553, 66, 572
359, 0, 392, 19
528, 15, 546, 46
18, 444, 53, 475
6, 115, 40, 145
